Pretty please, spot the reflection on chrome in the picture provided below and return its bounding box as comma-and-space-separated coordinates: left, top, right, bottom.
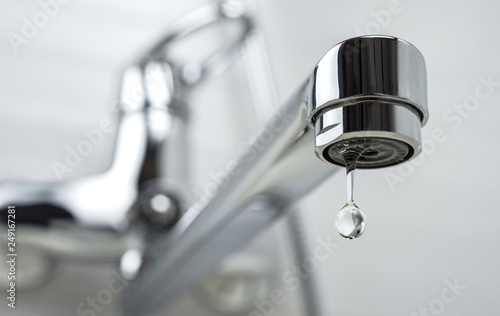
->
0, 1, 427, 315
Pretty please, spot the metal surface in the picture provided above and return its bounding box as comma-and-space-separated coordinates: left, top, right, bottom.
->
0, 2, 429, 314
126, 35, 429, 315
0, 0, 263, 307
243, 28, 322, 316
126, 74, 334, 314
314, 102, 422, 168
306, 36, 428, 168
0, 0, 253, 259
141, 0, 254, 87
306, 35, 428, 125
287, 209, 323, 316
0, 111, 148, 228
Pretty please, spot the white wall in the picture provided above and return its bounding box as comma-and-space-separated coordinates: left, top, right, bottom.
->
0, 0, 499, 315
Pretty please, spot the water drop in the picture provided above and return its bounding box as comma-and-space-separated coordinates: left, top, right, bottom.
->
335, 145, 368, 239
335, 202, 366, 239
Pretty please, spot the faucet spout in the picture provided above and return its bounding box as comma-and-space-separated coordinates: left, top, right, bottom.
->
126, 35, 428, 315
307, 35, 428, 168
127, 74, 333, 315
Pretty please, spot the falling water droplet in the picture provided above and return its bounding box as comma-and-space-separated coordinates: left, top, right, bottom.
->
335, 145, 367, 239
335, 202, 366, 239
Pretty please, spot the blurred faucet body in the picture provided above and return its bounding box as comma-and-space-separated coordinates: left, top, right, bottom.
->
127, 35, 428, 314
0, 2, 428, 315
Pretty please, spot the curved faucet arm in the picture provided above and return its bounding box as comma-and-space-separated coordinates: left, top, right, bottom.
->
137, 0, 254, 88
0, 111, 147, 228
0, 0, 256, 258
0, 0, 259, 287
125, 73, 338, 315
125, 35, 429, 315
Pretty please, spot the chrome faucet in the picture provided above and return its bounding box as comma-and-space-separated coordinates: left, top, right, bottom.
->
0, 1, 428, 315
126, 33, 428, 315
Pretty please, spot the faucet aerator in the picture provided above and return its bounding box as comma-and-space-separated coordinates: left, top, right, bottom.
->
306, 36, 429, 168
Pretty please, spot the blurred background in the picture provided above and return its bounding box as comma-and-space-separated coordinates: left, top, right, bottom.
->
1, 0, 500, 315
